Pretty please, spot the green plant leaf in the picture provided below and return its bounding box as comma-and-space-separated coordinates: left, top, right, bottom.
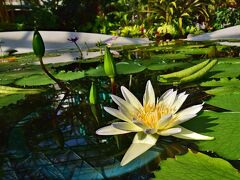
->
116, 62, 145, 74
55, 71, 85, 80
205, 93, 240, 111
15, 74, 54, 86
154, 150, 240, 180
201, 78, 240, 87
15, 71, 85, 86
147, 62, 190, 71
183, 111, 240, 160
0, 94, 25, 108
210, 63, 240, 78
86, 65, 105, 77
205, 86, 240, 95
86, 62, 146, 76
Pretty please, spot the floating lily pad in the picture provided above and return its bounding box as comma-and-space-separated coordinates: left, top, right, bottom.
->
150, 53, 191, 62
55, 71, 85, 80
201, 78, 240, 87
206, 93, 240, 112
15, 71, 85, 86
183, 111, 240, 160
176, 47, 211, 55
147, 62, 190, 71
116, 62, 146, 74
0, 94, 25, 108
85, 65, 105, 76
86, 62, 146, 76
218, 57, 240, 64
205, 86, 240, 95
154, 150, 240, 180
210, 63, 240, 78
15, 74, 54, 86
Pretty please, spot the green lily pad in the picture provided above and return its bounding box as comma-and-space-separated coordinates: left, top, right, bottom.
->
15, 71, 85, 86
206, 93, 240, 111
55, 71, 85, 80
205, 86, 240, 95
85, 65, 106, 77
116, 62, 146, 74
15, 74, 54, 86
86, 62, 146, 76
183, 111, 240, 160
150, 53, 191, 62
210, 63, 240, 78
201, 78, 240, 87
218, 57, 240, 64
154, 150, 240, 180
147, 62, 190, 71
0, 94, 25, 108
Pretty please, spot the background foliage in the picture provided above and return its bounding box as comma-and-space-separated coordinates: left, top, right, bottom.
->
1, 0, 240, 39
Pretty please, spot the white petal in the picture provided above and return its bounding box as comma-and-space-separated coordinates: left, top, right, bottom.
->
121, 86, 143, 111
120, 132, 158, 166
172, 126, 214, 140
143, 80, 155, 107
110, 94, 137, 112
163, 90, 177, 106
159, 89, 173, 101
170, 114, 197, 127
157, 114, 172, 127
112, 122, 142, 132
176, 104, 203, 118
118, 106, 135, 120
172, 92, 189, 113
96, 125, 130, 135
158, 127, 182, 136
133, 118, 148, 129
104, 107, 131, 122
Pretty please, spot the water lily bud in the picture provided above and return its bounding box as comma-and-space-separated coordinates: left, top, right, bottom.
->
89, 82, 97, 104
104, 46, 116, 78
32, 30, 45, 57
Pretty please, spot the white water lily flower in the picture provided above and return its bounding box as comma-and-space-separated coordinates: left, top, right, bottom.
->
96, 80, 214, 166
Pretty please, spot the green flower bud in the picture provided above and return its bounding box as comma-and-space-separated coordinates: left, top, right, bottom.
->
104, 46, 116, 78
89, 82, 97, 104
32, 30, 45, 57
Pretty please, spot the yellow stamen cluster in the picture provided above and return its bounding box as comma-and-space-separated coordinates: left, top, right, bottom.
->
135, 102, 174, 129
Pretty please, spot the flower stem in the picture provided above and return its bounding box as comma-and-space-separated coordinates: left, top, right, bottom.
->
74, 42, 83, 59
39, 57, 69, 92
110, 77, 116, 94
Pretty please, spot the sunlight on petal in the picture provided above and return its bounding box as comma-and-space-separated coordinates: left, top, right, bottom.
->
110, 94, 136, 112
163, 90, 177, 106
112, 122, 143, 132
143, 80, 155, 107
169, 114, 197, 128
158, 127, 182, 136
121, 86, 143, 110
159, 89, 173, 101
96, 125, 131, 135
120, 132, 158, 166
173, 92, 189, 113
104, 107, 131, 122
172, 126, 214, 140
177, 104, 203, 118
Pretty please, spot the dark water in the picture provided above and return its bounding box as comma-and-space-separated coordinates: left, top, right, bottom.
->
1, 42, 239, 179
